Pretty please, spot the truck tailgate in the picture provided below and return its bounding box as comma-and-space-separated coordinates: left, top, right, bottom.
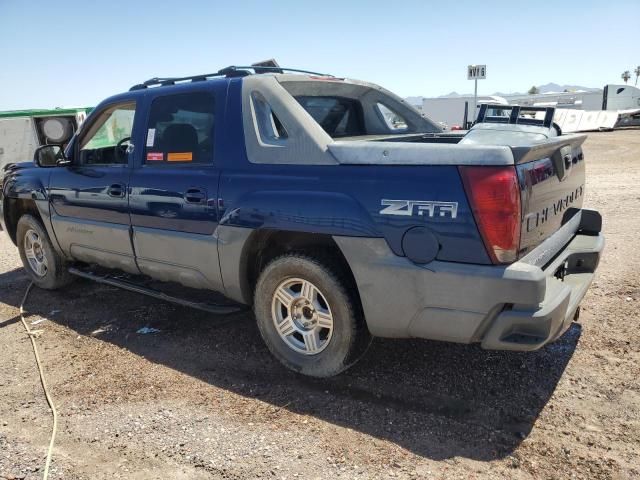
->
514, 134, 587, 258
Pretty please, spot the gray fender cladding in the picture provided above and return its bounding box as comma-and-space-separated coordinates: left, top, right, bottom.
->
332, 236, 545, 341
216, 225, 254, 304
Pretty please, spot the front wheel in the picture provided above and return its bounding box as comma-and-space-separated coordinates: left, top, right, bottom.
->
17, 214, 73, 289
254, 254, 370, 377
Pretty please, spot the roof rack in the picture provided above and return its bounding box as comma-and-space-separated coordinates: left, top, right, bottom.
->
475, 104, 556, 128
129, 65, 333, 91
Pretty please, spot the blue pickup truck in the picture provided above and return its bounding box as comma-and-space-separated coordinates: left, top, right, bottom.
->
0, 66, 604, 377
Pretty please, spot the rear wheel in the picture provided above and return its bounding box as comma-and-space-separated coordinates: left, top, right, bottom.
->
17, 214, 73, 289
254, 254, 370, 377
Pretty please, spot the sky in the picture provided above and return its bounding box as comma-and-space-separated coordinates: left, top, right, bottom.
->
1, 0, 639, 110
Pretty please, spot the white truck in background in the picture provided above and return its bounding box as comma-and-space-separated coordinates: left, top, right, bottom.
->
0, 108, 90, 170
422, 84, 640, 132
422, 95, 508, 129
605, 84, 640, 128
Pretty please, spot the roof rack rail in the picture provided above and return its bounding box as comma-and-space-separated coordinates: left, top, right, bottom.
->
129, 66, 333, 91
475, 104, 556, 129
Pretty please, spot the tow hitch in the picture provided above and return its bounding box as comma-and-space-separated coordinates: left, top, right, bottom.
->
554, 261, 569, 281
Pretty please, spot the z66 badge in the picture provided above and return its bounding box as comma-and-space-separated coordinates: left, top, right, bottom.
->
379, 199, 458, 219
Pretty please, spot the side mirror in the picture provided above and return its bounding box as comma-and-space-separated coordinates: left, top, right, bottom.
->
34, 144, 69, 167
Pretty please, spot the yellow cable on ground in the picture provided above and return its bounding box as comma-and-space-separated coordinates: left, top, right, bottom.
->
19, 282, 58, 480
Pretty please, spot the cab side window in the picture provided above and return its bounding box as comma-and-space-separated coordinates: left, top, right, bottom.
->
79, 102, 136, 165
144, 91, 215, 165
376, 103, 409, 132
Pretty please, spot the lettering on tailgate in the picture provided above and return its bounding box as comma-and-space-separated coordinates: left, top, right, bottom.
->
524, 184, 584, 233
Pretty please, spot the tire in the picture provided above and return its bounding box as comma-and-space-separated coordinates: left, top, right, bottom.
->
254, 254, 371, 377
17, 214, 73, 290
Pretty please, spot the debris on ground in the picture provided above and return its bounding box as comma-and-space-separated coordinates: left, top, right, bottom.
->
136, 327, 161, 335
91, 326, 114, 336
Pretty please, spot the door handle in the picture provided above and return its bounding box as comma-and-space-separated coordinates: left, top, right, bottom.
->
184, 188, 207, 204
107, 183, 126, 198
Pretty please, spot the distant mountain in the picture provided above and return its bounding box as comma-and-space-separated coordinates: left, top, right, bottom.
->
404, 96, 424, 106
404, 93, 463, 105
536, 83, 600, 93
419, 83, 602, 100
406, 83, 603, 104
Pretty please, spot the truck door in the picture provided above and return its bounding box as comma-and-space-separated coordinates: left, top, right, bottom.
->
48, 101, 138, 273
128, 87, 224, 291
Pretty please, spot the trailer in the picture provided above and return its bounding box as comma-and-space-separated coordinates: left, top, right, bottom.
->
0, 108, 90, 169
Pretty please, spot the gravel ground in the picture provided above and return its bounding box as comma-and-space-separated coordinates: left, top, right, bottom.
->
0, 130, 639, 480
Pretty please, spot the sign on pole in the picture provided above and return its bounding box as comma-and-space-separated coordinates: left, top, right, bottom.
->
467, 64, 487, 124
467, 65, 486, 80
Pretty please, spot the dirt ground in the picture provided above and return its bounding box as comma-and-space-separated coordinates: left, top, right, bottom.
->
0, 130, 638, 480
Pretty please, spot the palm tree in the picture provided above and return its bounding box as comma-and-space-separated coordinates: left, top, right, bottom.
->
635, 66, 640, 86
621, 71, 631, 84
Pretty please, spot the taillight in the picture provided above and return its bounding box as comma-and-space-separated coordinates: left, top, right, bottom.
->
459, 166, 521, 264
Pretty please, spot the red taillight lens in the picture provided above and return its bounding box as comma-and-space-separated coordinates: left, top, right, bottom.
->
459, 166, 521, 264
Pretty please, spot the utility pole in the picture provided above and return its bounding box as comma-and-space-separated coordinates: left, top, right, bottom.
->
473, 77, 478, 122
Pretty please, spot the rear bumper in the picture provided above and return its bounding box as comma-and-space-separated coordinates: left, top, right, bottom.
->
334, 211, 604, 351
480, 232, 603, 350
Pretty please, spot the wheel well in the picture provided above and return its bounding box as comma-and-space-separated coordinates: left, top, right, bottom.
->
3, 198, 43, 245
243, 230, 362, 308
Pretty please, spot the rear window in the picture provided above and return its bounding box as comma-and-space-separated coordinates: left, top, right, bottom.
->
294, 96, 365, 138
